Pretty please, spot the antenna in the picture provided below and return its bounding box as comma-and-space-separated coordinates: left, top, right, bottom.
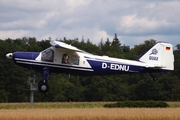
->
48, 36, 52, 41
70, 38, 78, 45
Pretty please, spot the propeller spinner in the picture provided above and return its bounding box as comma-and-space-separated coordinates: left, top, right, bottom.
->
6, 53, 13, 59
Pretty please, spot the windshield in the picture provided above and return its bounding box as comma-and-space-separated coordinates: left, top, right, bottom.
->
41, 48, 54, 62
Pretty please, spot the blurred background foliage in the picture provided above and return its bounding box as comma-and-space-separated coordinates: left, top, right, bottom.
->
0, 34, 180, 102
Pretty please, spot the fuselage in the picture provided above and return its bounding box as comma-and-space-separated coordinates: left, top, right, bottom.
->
10, 46, 162, 76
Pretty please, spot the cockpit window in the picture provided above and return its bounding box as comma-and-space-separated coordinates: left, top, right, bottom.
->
41, 48, 54, 62
62, 54, 70, 64
71, 54, 79, 65
61, 53, 79, 65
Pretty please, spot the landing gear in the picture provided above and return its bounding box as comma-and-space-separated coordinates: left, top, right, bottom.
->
38, 67, 49, 93
149, 73, 157, 81
38, 81, 49, 93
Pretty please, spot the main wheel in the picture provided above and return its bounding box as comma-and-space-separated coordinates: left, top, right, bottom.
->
38, 81, 49, 93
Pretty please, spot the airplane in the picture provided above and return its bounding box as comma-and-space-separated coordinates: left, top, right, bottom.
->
6, 40, 174, 93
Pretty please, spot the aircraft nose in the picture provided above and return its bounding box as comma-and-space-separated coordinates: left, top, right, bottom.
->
6, 53, 13, 59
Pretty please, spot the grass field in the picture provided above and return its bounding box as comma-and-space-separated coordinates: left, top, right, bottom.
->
0, 102, 180, 120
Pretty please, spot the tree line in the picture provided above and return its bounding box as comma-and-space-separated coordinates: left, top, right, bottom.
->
0, 35, 180, 102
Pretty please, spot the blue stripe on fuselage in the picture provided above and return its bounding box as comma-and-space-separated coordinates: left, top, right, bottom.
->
13, 52, 40, 60
87, 59, 145, 74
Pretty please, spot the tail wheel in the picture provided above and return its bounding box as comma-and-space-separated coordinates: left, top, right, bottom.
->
38, 81, 49, 93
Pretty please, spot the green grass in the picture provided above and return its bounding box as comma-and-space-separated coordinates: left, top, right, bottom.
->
167, 102, 180, 108
33, 102, 107, 109
0, 102, 179, 109
0, 102, 111, 109
104, 101, 169, 108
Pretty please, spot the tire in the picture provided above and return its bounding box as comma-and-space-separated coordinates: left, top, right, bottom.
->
38, 81, 49, 93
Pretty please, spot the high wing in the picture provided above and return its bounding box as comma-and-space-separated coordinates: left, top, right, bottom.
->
50, 41, 83, 52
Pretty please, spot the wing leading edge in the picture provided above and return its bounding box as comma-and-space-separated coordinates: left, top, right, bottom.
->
50, 41, 83, 52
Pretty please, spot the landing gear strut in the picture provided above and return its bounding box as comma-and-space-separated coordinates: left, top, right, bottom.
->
38, 67, 49, 93
149, 73, 157, 81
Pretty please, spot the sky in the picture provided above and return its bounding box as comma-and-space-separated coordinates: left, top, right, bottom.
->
0, 0, 180, 48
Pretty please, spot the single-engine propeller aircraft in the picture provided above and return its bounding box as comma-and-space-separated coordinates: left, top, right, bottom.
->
6, 41, 174, 93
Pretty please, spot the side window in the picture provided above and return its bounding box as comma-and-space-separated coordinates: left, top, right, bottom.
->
41, 48, 54, 62
70, 53, 79, 65
62, 54, 70, 64
62, 53, 79, 65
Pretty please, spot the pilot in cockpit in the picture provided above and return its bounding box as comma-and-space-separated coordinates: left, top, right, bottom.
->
62, 54, 70, 64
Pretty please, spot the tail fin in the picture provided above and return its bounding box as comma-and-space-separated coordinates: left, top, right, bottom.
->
138, 42, 174, 71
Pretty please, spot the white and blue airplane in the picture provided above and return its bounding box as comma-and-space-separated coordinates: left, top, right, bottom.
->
6, 41, 174, 93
